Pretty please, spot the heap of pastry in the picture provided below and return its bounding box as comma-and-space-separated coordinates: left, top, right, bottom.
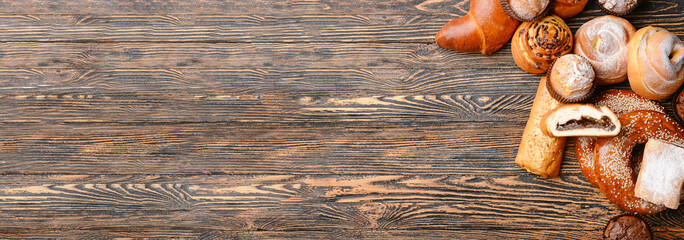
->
435, 0, 684, 216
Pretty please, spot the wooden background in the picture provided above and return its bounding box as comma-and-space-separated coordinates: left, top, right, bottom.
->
0, 0, 681, 239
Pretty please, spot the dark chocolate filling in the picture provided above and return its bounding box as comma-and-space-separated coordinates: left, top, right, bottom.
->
556, 116, 615, 131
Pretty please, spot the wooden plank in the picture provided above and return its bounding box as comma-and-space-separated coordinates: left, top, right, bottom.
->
0, 0, 678, 18
0, 0, 468, 15
0, 68, 540, 96
8, 229, 683, 240
0, 12, 680, 43
0, 175, 680, 233
0, 92, 535, 124
0, 121, 555, 175
0, 42, 518, 69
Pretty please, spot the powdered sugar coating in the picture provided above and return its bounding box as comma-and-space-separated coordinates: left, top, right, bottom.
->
598, 0, 638, 14
574, 16, 634, 85
635, 139, 684, 209
594, 110, 684, 214
549, 54, 595, 101
509, 0, 550, 20
575, 89, 664, 188
631, 27, 684, 98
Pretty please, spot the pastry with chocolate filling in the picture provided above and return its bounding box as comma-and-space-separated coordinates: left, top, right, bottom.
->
674, 87, 684, 125
603, 215, 653, 240
546, 54, 596, 103
540, 104, 620, 137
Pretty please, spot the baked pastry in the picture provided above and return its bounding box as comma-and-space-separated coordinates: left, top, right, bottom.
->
512, 15, 573, 74
550, 0, 588, 19
675, 87, 684, 125
574, 15, 636, 85
594, 110, 684, 214
635, 139, 684, 209
575, 90, 665, 188
515, 77, 566, 177
597, 0, 640, 16
539, 104, 619, 137
436, 0, 520, 55
546, 54, 596, 102
628, 26, 684, 100
500, 0, 550, 22
603, 215, 653, 240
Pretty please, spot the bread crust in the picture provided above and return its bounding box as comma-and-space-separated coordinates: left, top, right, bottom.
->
574, 15, 635, 85
627, 26, 684, 100
574, 89, 665, 187
594, 110, 684, 214
551, 0, 589, 19
436, 0, 520, 55
515, 77, 566, 177
512, 15, 573, 73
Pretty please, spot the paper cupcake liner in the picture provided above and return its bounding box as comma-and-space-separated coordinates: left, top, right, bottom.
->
598, 0, 641, 16
500, 0, 550, 22
545, 58, 597, 103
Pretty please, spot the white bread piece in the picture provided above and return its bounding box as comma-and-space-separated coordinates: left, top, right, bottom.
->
540, 104, 620, 137
635, 139, 684, 209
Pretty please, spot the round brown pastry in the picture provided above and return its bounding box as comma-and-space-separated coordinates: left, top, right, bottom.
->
628, 26, 684, 100
574, 15, 636, 85
597, 0, 640, 16
594, 110, 684, 214
551, 0, 589, 19
603, 215, 653, 240
546, 54, 596, 102
500, 0, 550, 22
512, 15, 573, 74
574, 89, 665, 188
674, 87, 684, 125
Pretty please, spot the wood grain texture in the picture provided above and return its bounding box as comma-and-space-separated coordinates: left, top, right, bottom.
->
0, 10, 680, 43
0, 0, 682, 238
0, 42, 518, 69
0, 122, 543, 175
0, 68, 540, 96
0, 175, 680, 233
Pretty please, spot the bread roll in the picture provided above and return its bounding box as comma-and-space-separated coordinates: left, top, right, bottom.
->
516, 77, 566, 177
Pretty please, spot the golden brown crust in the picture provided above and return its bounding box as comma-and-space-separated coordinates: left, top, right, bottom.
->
574, 15, 635, 85
500, 0, 550, 22
551, 0, 589, 19
436, 0, 520, 55
512, 15, 573, 74
628, 26, 684, 100
594, 110, 684, 214
516, 77, 566, 177
574, 89, 665, 187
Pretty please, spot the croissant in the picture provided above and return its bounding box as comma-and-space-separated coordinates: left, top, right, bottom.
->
435, 0, 520, 55
627, 26, 684, 100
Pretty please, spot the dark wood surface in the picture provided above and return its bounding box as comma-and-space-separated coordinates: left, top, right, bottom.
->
0, 0, 682, 239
